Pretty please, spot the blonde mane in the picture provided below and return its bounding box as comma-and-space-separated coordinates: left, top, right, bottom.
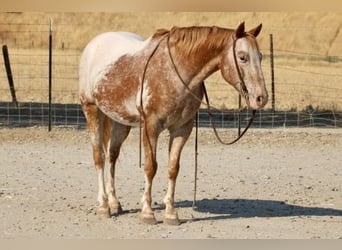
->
168, 26, 234, 56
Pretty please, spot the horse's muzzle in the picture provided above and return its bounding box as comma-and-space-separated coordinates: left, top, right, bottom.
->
249, 93, 268, 110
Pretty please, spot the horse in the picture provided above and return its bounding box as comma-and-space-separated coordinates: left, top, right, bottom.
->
79, 22, 268, 225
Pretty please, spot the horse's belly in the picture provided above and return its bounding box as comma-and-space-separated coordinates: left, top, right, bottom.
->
102, 108, 140, 126
94, 86, 140, 126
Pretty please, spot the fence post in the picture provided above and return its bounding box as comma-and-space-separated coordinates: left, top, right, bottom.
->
270, 34, 275, 110
238, 94, 241, 136
48, 18, 53, 131
269, 34, 275, 127
2, 45, 18, 107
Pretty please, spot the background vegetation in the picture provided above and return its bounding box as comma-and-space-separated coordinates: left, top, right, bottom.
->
0, 12, 341, 110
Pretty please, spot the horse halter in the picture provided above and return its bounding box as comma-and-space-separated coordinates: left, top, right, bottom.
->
232, 34, 251, 109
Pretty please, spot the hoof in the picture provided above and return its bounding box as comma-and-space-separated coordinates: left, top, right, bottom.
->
163, 215, 181, 226
96, 207, 111, 219
139, 213, 158, 225
109, 203, 123, 216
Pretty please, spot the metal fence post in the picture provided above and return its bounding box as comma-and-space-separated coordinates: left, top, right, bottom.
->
48, 18, 53, 131
238, 94, 241, 136
270, 34, 275, 127
2, 45, 18, 107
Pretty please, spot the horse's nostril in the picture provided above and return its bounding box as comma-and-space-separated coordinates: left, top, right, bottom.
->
257, 96, 263, 105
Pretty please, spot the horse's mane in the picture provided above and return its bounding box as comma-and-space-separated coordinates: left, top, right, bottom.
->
168, 26, 234, 56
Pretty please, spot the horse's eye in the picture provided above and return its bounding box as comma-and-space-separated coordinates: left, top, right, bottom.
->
259, 52, 263, 61
238, 52, 248, 63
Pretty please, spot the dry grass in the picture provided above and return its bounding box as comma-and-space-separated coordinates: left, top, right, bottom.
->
0, 12, 341, 110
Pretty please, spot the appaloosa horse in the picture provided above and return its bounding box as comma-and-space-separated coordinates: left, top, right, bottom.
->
79, 22, 268, 225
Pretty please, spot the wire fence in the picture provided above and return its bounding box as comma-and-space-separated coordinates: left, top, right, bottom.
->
0, 13, 341, 129
0, 102, 341, 129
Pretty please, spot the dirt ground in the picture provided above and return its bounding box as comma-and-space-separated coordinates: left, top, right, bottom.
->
0, 126, 341, 239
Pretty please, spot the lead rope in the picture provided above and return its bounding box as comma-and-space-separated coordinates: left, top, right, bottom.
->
193, 111, 199, 208
191, 35, 256, 208
138, 33, 170, 169
202, 83, 256, 145
192, 85, 255, 209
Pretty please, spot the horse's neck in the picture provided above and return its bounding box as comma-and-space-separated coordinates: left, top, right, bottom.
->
169, 31, 231, 85
170, 47, 222, 88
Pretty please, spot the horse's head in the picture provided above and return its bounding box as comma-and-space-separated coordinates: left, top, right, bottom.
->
220, 22, 268, 110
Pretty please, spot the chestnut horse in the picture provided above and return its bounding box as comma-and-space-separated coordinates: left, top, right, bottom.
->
79, 22, 268, 225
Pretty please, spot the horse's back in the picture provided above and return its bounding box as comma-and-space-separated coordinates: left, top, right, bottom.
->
79, 32, 146, 102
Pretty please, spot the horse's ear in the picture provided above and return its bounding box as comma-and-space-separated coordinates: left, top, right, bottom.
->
248, 23, 262, 38
235, 21, 245, 38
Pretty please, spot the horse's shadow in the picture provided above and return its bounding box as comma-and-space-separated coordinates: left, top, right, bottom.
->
173, 198, 342, 222
124, 198, 342, 223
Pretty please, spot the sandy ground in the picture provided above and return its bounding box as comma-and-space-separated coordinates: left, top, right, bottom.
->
0, 126, 341, 239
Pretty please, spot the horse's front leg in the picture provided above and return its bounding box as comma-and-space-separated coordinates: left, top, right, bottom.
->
140, 121, 160, 225
164, 120, 193, 225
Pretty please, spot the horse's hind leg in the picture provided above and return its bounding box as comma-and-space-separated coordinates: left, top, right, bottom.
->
105, 121, 131, 216
164, 119, 194, 225
82, 103, 110, 218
